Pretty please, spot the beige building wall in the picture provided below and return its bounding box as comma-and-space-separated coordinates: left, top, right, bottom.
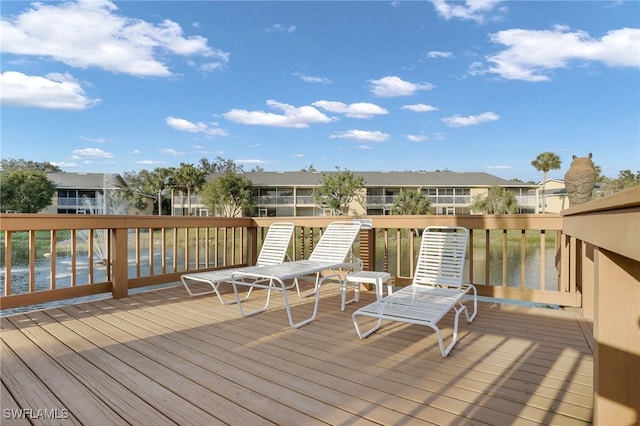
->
543, 180, 569, 213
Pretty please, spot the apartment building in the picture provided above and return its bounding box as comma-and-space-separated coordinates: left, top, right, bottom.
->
172, 171, 542, 217
42, 173, 152, 215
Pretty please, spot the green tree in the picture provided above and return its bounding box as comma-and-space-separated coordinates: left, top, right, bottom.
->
531, 151, 562, 213
199, 156, 243, 174
201, 172, 254, 217
0, 170, 56, 213
173, 163, 206, 215
470, 185, 519, 214
119, 170, 156, 213
313, 168, 365, 216
391, 190, 431, 215
0, 159, 62, 173
144, 167, 175, 215
597, 169, 640, 197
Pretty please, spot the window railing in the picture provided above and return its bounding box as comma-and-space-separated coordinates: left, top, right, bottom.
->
57, 198, 101, 207
255, 196, 295, 205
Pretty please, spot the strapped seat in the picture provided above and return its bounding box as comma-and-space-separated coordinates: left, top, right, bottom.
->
230, 221, 363, 328
352, 226, 477, 357
180, 222, 295, 303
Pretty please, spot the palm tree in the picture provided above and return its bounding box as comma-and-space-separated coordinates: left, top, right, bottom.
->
146, 167, 174, 216
470, 186, 519, 214
531, 152, 562, 213
391, 190, 431, 215
173, 163, 206, 215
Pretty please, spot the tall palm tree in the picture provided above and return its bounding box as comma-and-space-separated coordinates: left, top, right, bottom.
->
531, 152, 561, 213
146, 167, 174, 215
173, 163, 206, 215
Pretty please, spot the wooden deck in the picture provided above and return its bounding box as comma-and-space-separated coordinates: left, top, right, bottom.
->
1, 283, 594, 425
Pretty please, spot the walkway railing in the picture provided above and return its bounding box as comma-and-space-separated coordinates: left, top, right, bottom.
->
1, 214, 575, 310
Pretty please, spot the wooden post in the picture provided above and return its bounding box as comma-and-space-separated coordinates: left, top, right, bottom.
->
247, 225, 258, 266
111, 228, 128, 299
593, 248, 640, 425
581, 242, 595, 320
358, 228, 375, 271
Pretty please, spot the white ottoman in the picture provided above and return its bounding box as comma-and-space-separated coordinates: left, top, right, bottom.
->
341, 271, 392, 311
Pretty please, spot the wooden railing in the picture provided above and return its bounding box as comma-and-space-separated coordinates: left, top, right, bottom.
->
560, 186, 639, 425
1, 213, 577, 311
0, 215, 255, 310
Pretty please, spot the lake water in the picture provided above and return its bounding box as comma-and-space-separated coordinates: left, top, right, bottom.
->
1, 245, 559, 316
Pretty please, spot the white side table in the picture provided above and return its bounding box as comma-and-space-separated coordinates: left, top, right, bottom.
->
341, 271, 392, 311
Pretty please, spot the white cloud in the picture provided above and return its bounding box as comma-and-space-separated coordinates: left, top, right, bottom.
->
406, 135, 428, 142
487, 165, 511, 169
224, 100, 334, 128
72, 147, 114, 158
136, 160, 166, 165
0, 0, 227, 76
330, 129, 390, 142
426, 50, 453, 58
480, 26, 640, 81
313, 100, 388, 119
160, 148, 184, 156
52, 161, 79, 168
235, 158, 267, 165
430, 0, 503, 23
401, 103, 438, 113
266, 24, 297, 33
369, 76, 434, 97
294, 73, 332, 84
357, 145, 374, 150
166, 116, 229, 137
443, 112, 499, 127
80, 136, 107, 143
0, 71, 99, 109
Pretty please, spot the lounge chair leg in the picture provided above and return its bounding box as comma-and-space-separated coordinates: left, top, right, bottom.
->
467, 286, 478, 322
435, 304, 469, 357
352, 313, 383, 339
180, 276, 219, 298
232, 279, 272, 318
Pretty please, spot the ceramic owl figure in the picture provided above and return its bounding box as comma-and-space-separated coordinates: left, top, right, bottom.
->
564, 153, 596, 207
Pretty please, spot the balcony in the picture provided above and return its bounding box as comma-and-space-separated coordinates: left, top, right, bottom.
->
1, 186, 638, 424
255, 195, 295, 205
1, 285, 593, 424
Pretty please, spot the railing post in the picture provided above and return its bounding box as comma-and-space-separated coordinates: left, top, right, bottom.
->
359, 228, 375, 271
580, 241, 595, 319
111, 227, 128, 299
247, 225, 258, 266
593, 247, 640, 425
559, 232, 570, 292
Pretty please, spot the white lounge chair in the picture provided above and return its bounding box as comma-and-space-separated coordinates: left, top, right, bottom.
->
352, 226, 477, 357
180, 222, 295, 304
231, 221, 363, 328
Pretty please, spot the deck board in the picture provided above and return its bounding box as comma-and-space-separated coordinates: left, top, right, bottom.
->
1, 284, 593, 425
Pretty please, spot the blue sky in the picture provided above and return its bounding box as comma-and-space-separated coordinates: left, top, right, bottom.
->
1, 0, 639, 182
